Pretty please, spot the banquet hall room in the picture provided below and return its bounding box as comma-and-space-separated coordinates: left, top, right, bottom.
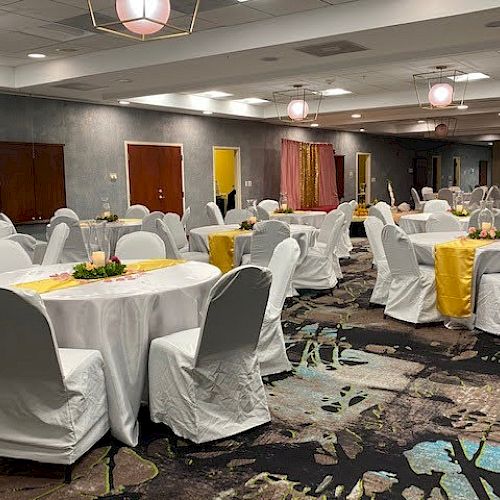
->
0, 0, 500, 498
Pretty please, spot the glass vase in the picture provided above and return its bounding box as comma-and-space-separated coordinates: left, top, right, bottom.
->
279, 193, 289, 211
478, 200, 494, 231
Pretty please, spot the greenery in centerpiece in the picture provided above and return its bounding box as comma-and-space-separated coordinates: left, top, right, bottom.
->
240, 216, 258, 230
73, 256, 127, 280
96, 214, 119, 223
467, 226, 500, 240
274, 207, 294, 214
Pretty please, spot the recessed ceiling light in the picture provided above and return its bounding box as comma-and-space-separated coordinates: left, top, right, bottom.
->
351, 113, 362, 119
234, 97, 269, 104
28, 53, 46, 59
457, 104, 469, 110
488, 142, 494, 145
418, 119, 426, 124
310, 123, 319, 128
498, 112, 500, 116
117, 78, 132, 83
322, 88, 352, 96
203, 110, 213, 115
359, 128, 366, 132
448, 72, 489, 82
194, 91, 233, 99
118, 100, 130, 105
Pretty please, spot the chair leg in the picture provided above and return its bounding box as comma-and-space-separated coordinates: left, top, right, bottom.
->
64, 464, 72, 484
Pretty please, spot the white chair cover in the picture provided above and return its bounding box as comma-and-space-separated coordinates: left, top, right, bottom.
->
115, 232, 165, 260
423, 199, 450, 213
149, 266, 272, 444
206, 202, 224, 225
476, 274, 500, 335
375, 201, 396, 225
485, 185, 500, 208
315, 209, 345, 279
293, 212, 344, 290
349, 200, 358, 210
42, 223, 69, 265
0, 240, 33, 273
125, 204, 150, 219
421, 187, 433, 198
411, 188, 425, 211
250, 220, 290, 267
225, 208, 253, 225
0, 212, 40, 261
336, 202, 354, 258
156, 220, 209, 262
381, 225, 442, 324
258, 199, 279, 213
256, 205, 270, 221
0, 212, 15, 228
363, 217, 391, 305
141, 211, 164, 233
163, 213, 189, 251
0, 218, 15, 237
0, 288, 109, 464
437, 188, 454, 207
467, 187, 485, 208
258, 239, 300, 376
181, 206, 191, 230
54, 208, 79, 220
47, 216, 88, 263
426, 213, 461, 232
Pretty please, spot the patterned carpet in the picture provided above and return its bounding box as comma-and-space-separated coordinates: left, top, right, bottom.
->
1, 240, 499, 499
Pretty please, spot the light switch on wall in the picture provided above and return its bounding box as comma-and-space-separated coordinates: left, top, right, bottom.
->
349, 171, 354, 178
244, 180, 252, 187
109, 173, 118, 182
371, 177, 376, 182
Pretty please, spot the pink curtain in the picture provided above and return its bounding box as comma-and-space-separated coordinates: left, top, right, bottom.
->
280, 139, 301, 209
318, 143, 339, 207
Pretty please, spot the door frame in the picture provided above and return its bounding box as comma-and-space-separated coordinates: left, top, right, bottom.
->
431, 155, 442, 191
355, 152, 372, 204
124, 141, 185, 212
212, 146, 242, 209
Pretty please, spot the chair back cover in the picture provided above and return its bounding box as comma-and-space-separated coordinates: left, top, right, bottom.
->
54, 208, 79, 220
337, 202, 354, 227
0, 213, 16, 235
374, 201, 395, 225
142, 211, 164, 233
163, 213, 189, 250
486, 185, 500, 208
349, 200, 358, 209
195, 266, 272, 365
125, 204, 150, 219
423, 199, 450, 213
324, 212, 345, 257
363, 216, 386, 266
258, 199, 279, 213
181, 206, 191, 229
256, 205, 270, 221
421, 187, 433, 197
0, 240, 32, 273
116, 231, 165, 260
156, 219, 182, 259
250, 220, 290, 267
382, 225, 420, 278
206, 202, 224, 225
411, 188, 422, 208
426, 212, 461, 233
225, 208, 253, 224
469, 209, 480, 229
318, 209, 344, 245
42, 223, 69, 265
437, 188, 454, 206
47, 216, 88, 263
469, 187, 485, 207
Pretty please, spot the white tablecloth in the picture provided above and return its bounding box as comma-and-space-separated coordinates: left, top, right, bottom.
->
399, 213, 470, 234
409, 231, 466, 265
270, 211, 326, 228
0, 261, 221, 446
80, 219, 143, 255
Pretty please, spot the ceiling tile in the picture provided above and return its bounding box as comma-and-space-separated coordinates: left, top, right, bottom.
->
197, 5, 272, 27
245, 0, 328, 17
1, 0, 87, 22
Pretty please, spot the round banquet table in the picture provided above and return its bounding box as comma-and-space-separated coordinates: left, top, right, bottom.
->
409, 231, 466, 265
399, 213, 469, 234
270, 211, 326, 228
80, 219, 143, 255
0, 261, 221, 446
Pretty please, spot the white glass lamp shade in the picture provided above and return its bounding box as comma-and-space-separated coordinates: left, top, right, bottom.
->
428, 82, 453, 107
434, 123, 449, 138
287, 99, 309, 121
116, 0, 171, 35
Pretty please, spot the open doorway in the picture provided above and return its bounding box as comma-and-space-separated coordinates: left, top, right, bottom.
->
356, 152, 371, 204
453, 156, 461, 187
213, 147, 241, 215
432, 155, 442, 191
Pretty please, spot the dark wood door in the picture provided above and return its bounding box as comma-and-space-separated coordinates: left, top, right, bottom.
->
0, 143, 36, 222
413, 157, 428, 193
334, 155, 345, 201
479, 161, 488, 186
33, 144, 66, 221
128, 144, 184, 215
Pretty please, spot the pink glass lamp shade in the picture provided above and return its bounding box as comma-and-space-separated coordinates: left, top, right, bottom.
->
434, 123, 449, 138
428, 82, 453, 107
116, 0, 171, 35
287, 99, 309, 121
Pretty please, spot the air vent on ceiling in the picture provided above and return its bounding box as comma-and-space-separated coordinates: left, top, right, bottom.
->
295, 40, 368, 57
53, 83, 108, 91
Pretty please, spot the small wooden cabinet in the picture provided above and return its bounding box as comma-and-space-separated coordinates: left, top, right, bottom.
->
0, 142, 66, 223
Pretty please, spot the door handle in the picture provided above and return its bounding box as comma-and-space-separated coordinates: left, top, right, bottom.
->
159, 195, 165, 200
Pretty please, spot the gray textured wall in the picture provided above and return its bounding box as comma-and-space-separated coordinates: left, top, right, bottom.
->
0, 94, 492, 229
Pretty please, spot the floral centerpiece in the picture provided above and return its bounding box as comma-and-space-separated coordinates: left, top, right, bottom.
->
73, 256, 127, 280
274, 207, 294, 214
451, 207, 469, 217
467, 226, 500, 240
240, 216, 258, 230
96, 214, 119, 223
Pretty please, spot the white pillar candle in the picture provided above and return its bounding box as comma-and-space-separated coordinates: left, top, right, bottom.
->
481, 222, 492, 231
92, 251, 106, 268
281, 203, 288, 211
456, 204, 463, 213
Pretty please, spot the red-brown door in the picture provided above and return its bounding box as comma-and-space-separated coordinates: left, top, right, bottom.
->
334, 155, 345, 201
479, 161, 488, 186
128, 144, 184, 215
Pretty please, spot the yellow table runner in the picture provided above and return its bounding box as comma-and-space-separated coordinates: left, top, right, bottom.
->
208, 229, 250, 273
435, 239, 493, 318
15, 259, 186, 295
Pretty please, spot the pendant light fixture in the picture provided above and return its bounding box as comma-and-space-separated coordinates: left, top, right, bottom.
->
273, 84, 322, 124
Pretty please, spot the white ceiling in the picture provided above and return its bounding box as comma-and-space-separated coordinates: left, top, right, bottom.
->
2, 0, 500, 143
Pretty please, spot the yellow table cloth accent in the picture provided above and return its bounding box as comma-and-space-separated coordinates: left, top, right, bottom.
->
15, 259, 186, 295
208, 229, 250, 273
435, 239, 493, 318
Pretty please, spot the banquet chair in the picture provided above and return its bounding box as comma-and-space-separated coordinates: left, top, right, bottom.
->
245, 220, 290, 267
54, 208, 79, 220
381, 225, 442, 325
206, 202, 224, 225
149, 266, 272, 444
363, 217, 391, 306
115, 232, 165, 260
0, 240, 33, 273
42, 223, 69, 265
373, 201, 395, 226
336, 202, 355, 258
293, 212, 344, 290
0, 288, 109, 466
156, 220, 209, 262
421, 186, 434, 200
411, 188, 425, 212
181, 207, 191, 230
437, 188, 454, 207
315, 209, 345, 278
425, 212, 461, 233
258, 199, 279, 214
467, 187, 485, 209
485, 185, 500, 208
256, 205, 270, 221
141, 211, 164, 233
476, 274, 500, 335
423, 199, 450, 213
349, 200, 358, 210
163, 213, 189, 252
258, 238, 300, 376
467, 208, 500, 229
125, 204, 150, 219
47, 216, 88, 263
225, 208, 253, 225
